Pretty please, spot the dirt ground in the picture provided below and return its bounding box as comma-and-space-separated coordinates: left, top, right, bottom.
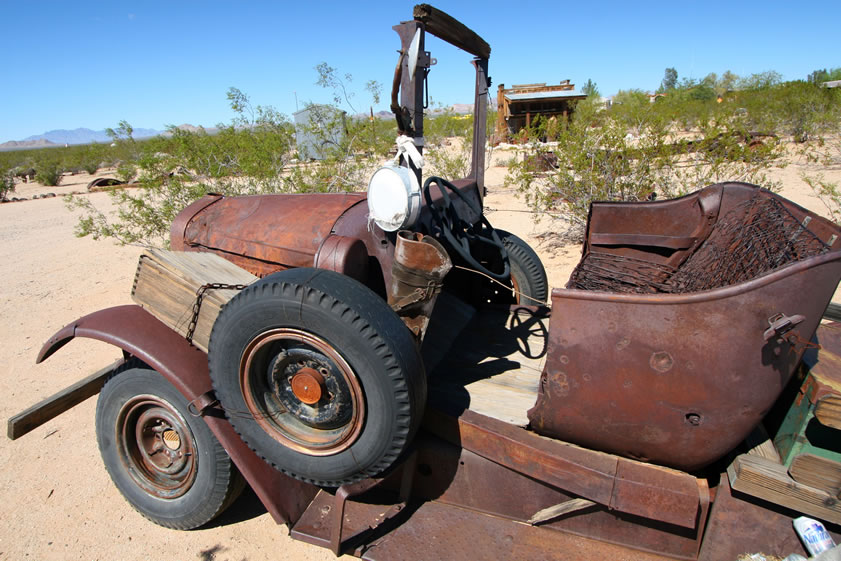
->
1, 144, 840, 560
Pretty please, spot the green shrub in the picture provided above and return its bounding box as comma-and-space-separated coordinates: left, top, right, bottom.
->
35, 161, 62, 186
116, 162, 136, 183
506, 95, 785, 232
0, 166, 15, 200
82, 160, 100, 175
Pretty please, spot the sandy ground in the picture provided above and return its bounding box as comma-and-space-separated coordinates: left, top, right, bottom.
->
1, 144, 840, 560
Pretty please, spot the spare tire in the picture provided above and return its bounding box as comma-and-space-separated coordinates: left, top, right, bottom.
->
209, 268, 426, 486
500, 230, 548, 304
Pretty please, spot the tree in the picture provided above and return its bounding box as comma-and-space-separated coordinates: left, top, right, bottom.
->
660, 67, 678, 92
738, 71, 782, 90
808, 67, 841, 85
315, 62, 358, 113
613, 88, 649, 106
581, 79, 600, 98
716, 71, 739, 96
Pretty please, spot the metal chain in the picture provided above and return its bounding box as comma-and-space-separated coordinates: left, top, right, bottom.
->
186, 283, 248, 344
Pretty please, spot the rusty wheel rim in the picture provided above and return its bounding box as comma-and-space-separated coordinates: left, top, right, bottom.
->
239, 328, 365, 456
115, 396, 197, 499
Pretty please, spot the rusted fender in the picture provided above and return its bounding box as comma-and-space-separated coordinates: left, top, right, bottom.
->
38, 305, 209, 401
37, 304, 318, 525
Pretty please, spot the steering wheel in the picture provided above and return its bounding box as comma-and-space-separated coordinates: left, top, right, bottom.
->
423, 176, 510, 281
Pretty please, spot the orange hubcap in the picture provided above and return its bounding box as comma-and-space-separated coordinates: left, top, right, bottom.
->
290, 368, 326, 405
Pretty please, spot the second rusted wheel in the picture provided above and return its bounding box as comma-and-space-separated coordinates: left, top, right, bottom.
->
96, 362, 244, 529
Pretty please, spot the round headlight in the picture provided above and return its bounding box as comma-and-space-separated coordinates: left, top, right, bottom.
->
366, 165, 421, 232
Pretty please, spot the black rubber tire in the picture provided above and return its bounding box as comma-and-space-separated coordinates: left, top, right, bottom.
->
208, 268, 426, 487
95, 362, 244, 530
499, 230, 549, 304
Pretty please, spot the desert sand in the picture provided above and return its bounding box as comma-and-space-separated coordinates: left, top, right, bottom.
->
1, 143, 840, 560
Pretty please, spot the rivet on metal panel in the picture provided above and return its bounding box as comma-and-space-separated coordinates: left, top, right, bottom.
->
685, 413, 702, 426
650, 351, 674, 373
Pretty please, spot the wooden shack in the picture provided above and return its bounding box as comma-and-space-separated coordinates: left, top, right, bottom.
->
496, 81, 587, 142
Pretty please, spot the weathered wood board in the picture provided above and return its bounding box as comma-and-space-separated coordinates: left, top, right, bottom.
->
7, 359, 124, 440
131, 248, 258, 352
790, 453, 841, 497
427, 305, 548, 426
728, 454, 841, 525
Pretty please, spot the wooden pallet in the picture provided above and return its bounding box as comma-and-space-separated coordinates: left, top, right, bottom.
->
131, 248, 257, 352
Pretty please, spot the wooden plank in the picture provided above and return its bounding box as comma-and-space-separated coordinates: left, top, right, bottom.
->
528, 498, 596, 525
745, 424, 782, 463
790, 453, 841, 497
816, 395, 841, 430
428, 306, 547, 426
728, 454, 841, 525
7, 359, 123, 440
131, 249, 257, 352
413, 4, 491, 59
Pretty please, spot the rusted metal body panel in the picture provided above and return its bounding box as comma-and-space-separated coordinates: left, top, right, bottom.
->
530, 184, 841, 472
36, 305, 318, 525
170, 177, 484, 298
170, 192, 366, 277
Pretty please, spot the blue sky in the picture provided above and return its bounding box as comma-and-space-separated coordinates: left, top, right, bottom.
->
2, 1, 839, 142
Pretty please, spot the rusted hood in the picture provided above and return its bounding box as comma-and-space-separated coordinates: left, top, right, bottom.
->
171, 193, 366, 271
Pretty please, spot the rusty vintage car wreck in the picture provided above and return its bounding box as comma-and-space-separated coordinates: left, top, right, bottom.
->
8, 5, 841, 559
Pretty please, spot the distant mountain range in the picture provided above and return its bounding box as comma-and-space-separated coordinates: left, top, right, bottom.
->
1, 105, 473, 151
27, 127, 164, 145
0, 138, 59, 151
0, 126, 194, 151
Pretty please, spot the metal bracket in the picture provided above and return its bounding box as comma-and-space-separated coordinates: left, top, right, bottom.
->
329, 450, 417, 555
187, 391, 219, 417
763, 313, 806, 342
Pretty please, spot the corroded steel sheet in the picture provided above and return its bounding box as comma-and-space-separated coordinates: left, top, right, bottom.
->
171, 192, 366, 276
530, 185, 841, 472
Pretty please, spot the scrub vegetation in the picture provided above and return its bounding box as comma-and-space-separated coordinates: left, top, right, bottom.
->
505, 68, 841, 232
2, 66, 839, 244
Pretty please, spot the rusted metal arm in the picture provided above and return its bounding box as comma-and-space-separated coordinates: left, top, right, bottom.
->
413, 4, 490, 59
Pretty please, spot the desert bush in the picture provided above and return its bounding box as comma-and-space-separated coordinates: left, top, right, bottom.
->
424, 107, 497, 180
803, 174, 841, 224
82, 160, 100, 175
66, 80, 394, 246
116, 162, 137, 183
35, 160, 62, 186
505, 95, 785, 233
0, 166, 15, 200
